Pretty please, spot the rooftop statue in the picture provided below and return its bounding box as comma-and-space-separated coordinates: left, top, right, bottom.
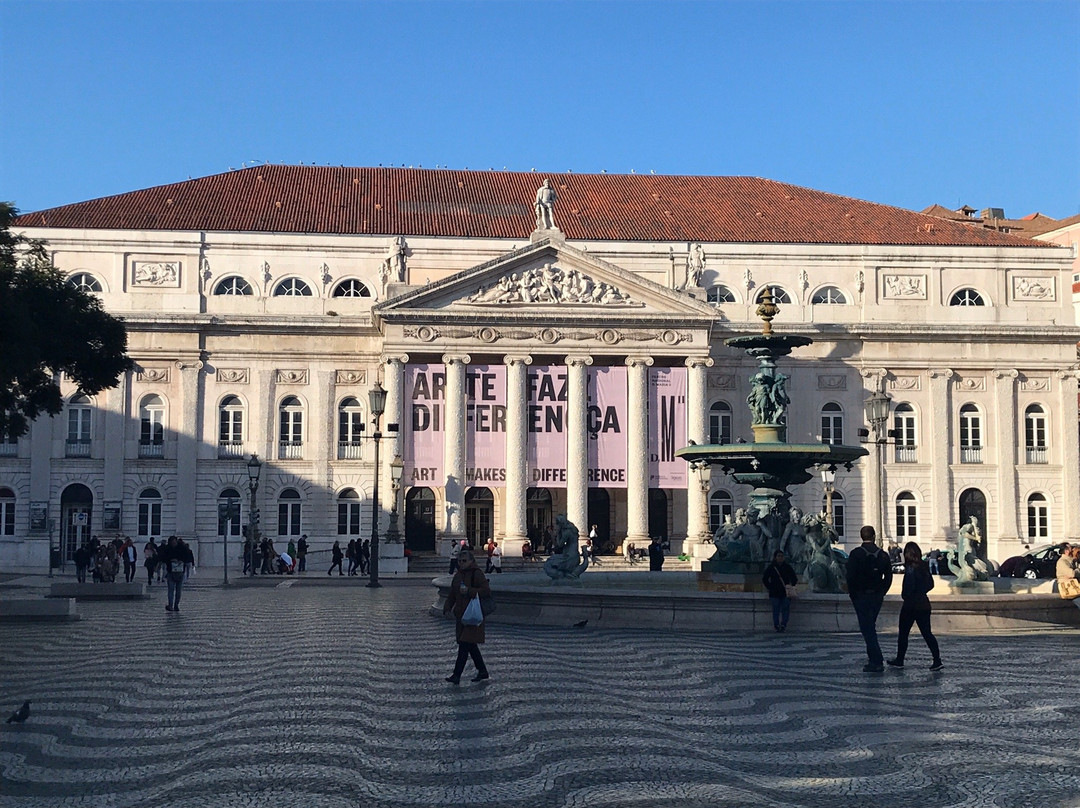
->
683, 243, 705, 289
534, 179, 557, 230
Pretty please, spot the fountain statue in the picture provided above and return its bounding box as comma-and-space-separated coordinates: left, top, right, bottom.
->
543, 514, 589, 580
949, 516, 990, 584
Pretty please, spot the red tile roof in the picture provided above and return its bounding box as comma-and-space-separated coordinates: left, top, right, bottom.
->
13, 166, 1046, 247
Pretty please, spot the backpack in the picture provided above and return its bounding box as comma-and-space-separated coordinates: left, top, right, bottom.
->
849, 545, 888, 594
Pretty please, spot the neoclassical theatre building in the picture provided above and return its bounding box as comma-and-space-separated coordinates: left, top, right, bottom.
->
3, 167, 1078, 572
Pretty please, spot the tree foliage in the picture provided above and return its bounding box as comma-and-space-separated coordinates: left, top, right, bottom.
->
0, 202, 134, 439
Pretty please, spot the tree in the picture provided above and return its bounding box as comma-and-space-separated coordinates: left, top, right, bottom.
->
0, 202, 133, 440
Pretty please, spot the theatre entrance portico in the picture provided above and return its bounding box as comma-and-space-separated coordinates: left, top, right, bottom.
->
373, 236, 718, 557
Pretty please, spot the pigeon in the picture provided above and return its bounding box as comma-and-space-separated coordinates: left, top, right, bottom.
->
6, 701, 30, 724
573, 620, 588, 629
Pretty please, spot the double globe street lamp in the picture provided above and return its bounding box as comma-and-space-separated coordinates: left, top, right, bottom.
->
246, 453, 262, 578
363, 382, 399, 588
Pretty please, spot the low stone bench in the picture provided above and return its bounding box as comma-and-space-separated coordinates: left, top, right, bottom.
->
48, 582, 148, 600
0, 598, 80, 622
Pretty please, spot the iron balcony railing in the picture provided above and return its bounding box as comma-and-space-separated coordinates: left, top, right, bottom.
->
278, 440, 303, 460
65, 439, 91, 457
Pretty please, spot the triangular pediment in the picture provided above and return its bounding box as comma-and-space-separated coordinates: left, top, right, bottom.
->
374, 239, 717, 323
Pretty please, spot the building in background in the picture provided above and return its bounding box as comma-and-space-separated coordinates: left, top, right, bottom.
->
2, 167, 1077, 573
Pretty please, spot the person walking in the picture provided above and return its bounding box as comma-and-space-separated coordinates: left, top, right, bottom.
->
490, 541, 502, 573
1056, 544, 1080, 611
762, 550, 799, 632
441, 548, 491, 684
888, 541, 943, 670
143, 537, 159, 584
160, 535, 192, 612
296, 535, 309, 573
928, 548, 940, 576
485, 538, 496, 573
846, 526, 894, 672
121, 539, 138, 583
346, 539, 358, 576
328, 540, 344, 576
449, 539, 463, 575
648, 536, 665, 571
260, 536, 273, 575
359, 539, 370, 575
74, 541, 91, 584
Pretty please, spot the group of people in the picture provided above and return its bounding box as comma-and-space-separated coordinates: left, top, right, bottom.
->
244, 535, 305, 575
73, 536, 136, 584
133, 536, 195, 611
483, 539, 503, 574
326, 538, 371, 576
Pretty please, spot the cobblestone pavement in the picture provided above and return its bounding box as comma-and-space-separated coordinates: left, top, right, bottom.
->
2, 581, 1079, 808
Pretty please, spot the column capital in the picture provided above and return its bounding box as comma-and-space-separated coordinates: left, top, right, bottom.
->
926, 368, 955, 381
684, 356, 715, 369
625, 356, 655, 368
564, 355, 594, 368
1055, 368, 1080, 381
992, 368, 1019, 380
382, 353, 410, 367
502, 354, 534, 367
441, 354, 471, 366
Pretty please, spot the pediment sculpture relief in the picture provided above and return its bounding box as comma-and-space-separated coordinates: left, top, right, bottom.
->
465, 263, 641, 307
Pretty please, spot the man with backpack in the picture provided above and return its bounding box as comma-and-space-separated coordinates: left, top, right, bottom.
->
846, 525, 893, 672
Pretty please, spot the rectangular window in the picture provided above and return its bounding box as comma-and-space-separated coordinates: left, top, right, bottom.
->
821, 414, 843, 445
137, 503, 162, 536
896, 505, 917, 538
68, 408, 91, 441
338, 503, 361, 534
278, 503, 301, 536
708, 413, 732, 445
219, 410, 243, 443
0, 501, 14, 535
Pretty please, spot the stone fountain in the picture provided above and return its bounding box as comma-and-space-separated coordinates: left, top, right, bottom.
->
675, 288, 868, 579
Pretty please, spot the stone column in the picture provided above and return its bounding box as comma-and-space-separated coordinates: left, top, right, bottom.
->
503, 354, 532, 555
625, 356, 654, 544
176, 358, 204, 543
927, 369, 955, 540
992, 369, 1019, 543
685, 357, 714, 544
442, 354, 470, 540
565, 356, 593, 537
382, 355, 409, 521
1056, 370, 1080, 541
861, 369, 888, 543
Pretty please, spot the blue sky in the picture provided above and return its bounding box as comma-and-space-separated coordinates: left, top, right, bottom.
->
2, 0, 1078, 218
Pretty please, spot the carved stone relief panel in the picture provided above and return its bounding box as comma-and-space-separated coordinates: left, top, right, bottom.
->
1011, 276, 1056, 301
953, 374, 986, 392
136, 366, 171, 384
1020, 376, 1051, 392
132, 261, 181, 288
881, 273, 927, 300
216, 368, 249, 384
817, 374, 847, 391
889, 375, 921, 392
708, 373, 738, 390
336, 370, 367, 385
276, 370, 309, 384
464, 263, 641, 307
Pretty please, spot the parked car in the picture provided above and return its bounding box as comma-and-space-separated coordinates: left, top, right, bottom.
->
998, 543, 1069, 579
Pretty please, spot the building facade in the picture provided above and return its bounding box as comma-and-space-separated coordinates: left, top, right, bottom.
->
3, 167, 1077, 572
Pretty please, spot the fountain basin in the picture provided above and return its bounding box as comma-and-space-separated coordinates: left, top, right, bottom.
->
676, 443, 868, 487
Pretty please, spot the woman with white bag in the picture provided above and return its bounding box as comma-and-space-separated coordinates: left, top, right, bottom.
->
442, 548, 492, 684
1057, 545, 1080, 609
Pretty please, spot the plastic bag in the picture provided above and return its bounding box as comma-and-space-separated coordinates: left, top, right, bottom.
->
461, 594, 484, 626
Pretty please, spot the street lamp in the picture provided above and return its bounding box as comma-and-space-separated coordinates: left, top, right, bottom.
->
385, 453, 405, 544
691, 460, 712, 541
820, 466, 836, 526
863, 388, 891, 547
367, 382, 388, 588
246, 453, 262, 578
864, 390, 891, 437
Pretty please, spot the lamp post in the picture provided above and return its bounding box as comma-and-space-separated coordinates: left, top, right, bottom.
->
222, 497, 238, 585
863, 389, 891, 547
246, 453, 262, 578
820, 466, 836, 527
367, 381, 388, 588
692, 461, 712, 542
386, 453, 404, 544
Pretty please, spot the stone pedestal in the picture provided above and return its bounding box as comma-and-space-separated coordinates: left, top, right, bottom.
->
948, 580, 995, 595
378, 542, 410, 575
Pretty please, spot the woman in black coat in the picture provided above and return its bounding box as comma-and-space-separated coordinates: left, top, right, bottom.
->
762, 550, 799, 632
888, 541, 943, 670
328, 541, 344, 576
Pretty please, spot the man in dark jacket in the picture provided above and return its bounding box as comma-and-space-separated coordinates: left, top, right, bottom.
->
846, 525, 894, 672
762, 550, 799, 632
160, 535, 193, 612
648, 536, 665, 571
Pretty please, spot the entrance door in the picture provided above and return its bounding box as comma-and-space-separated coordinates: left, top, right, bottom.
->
61, 483, 94, 561
464, 487, 493, 548
587, 489, 611, 553
526, 488, 552, 546
405, 487, 435, 552
648, 489, 668, 547
958, 488, 988, 560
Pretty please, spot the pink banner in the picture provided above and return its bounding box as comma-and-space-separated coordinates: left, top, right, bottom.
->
587, 366, 627, 488
649, 367, 687, 489
466, 364, 506, 487
527, 366, 568, 487
404, 364, 445, 486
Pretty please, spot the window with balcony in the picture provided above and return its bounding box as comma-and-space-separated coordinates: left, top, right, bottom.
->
273, 278, 312, 297
332, 279, 372, 298
709, 489, 733, 534
896, 492, 918, 538
278, 396, 304, 459
218, 395, 245, 457
213, 276, 253, 295
278, 488, 302, 536
708, 401, 732, 445
217, 488, 242, 537
0, 488, 15, 535
959, 404, 983, 463
1026, 493, 1049, 540
1024, 404, 1047, 464
949, 288, 986, 306
137, 488, 162, 537
706, 284, 736, 304
337, 397, 365, 459
892, 403, 917, 462
821, 403, 843, 445
66, 394, 92, 457
139, 394, 165, 457
337, 488, 362, 535
68, 272, 102, 293
811, 286, 847, 304
0, 433, 17, 457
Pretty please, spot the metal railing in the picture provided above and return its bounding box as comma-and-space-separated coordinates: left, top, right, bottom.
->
338, 441, 363, 460
218, 441, 245, 458
894, 445, 917, 463
65, 439, 91, 457
959, 446, 983, 464
138, 442, 164, 458
278, 441, 303, 460
1025, 446, 1048, 464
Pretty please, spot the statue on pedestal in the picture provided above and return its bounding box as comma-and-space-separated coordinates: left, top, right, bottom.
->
543, 514, 588, 580
534, 179, 558, 231
726, 509, 773, 563
803, 514, 845, 593
779, 507, 807, 568
683, 243, 705, 289
949, 516, 989, 583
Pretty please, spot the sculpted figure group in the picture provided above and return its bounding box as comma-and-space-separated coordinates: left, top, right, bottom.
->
949, 516, 989, 583
747, 371, 790, 426
467, 264, 634, 307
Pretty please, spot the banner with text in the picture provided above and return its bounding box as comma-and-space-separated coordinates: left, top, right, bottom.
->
465, 364, 507, 487
404, 364, 445, 486
527, 365, 568, 487
648, 367, 687, 489
587, 365, 628, 488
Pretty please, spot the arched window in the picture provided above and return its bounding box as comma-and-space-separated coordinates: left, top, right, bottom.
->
273, 278, 312, 297
893, 403, 917, 462
1026, 493, 1049, 540
0, 487, 15, 535
896, 492, 918, 538
1024, 404, 1047, 463
69, 272, 102, 293
278, 488, 302, 536
332, 279, 372, 298
820, 403, 843, 445
137, 488, 162, 537
959, 404, 983, 463
709, 401, 732, 445
279, 396, 304, 459
139, 394, 165, 456
337, 488, 361, 535
213, 276, 253, 296
217, 488, 242, 537
949, 288, 985, 306
755, 286, 792, 304
707, 284, 736, 304
218, 395, 245, 457
709, 490, 733, 534
66, 394, 92, 457
338, 397, 365, 459
811, 286, 847, 304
